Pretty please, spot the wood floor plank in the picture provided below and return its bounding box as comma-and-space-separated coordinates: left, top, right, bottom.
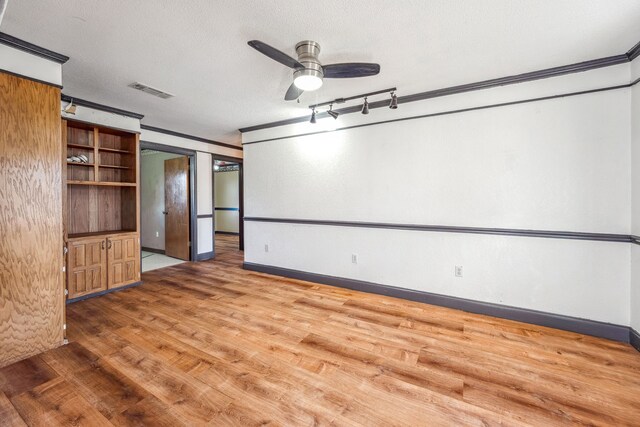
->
2, 234, 639, 426
0, 391, 26, 427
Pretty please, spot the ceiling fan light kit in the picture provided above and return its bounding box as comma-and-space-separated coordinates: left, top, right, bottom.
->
248, 39, 381, 101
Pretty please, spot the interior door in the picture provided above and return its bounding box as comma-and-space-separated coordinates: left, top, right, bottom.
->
164, 157, 190, 260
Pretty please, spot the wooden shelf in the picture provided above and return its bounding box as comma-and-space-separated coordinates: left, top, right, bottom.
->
67, 162, 95, 167
99, 164, 131, 170
67, 180, 136, 187
99, 147, 134, 154
68, 230, 137, 240
67, 143, 94, 150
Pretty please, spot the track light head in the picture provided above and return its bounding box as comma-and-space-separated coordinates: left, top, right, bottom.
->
327, 104, 339, 120
361, 97, 369, 115
389, 92, 398, 109
310, 108, 317, 124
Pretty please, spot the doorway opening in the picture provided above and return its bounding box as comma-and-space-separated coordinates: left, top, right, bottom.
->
140, 142, 197, 272
213, 156, 243, 258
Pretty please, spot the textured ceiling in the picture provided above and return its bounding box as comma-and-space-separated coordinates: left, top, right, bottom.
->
2, 0, 640, 145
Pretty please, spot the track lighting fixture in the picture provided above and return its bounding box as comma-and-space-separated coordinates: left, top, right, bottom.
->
308, 87, 397, 124
389, 92, 398, 109
361, 97, 369, 115
327, 104, 339, 120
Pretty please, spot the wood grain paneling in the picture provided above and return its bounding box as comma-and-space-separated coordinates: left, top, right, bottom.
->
107, 234, 139, 289
1, 234, 638, 425
67, 237, 107, 299
0, 71, 64, 367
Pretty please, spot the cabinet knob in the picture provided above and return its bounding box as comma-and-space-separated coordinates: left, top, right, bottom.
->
101, 240, 105, 250
162, 211, 168, 215
107, 239, 112, 249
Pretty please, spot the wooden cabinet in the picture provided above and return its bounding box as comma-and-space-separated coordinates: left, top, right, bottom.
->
66, 233, 140, 299
63, 120, 141, 301
67, 237, 107, 298
107, 234, 140, 289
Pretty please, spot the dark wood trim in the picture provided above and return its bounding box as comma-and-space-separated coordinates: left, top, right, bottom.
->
240, 55, 634, 134
628, 40, 640, 61
196, 250, 214, 261
61, 94, 144, 119
212, 154, 243, 163
0, 32, 69, 63
141, 247, 165, 255
243, 216, 632, 244
239, 162, 244, 251
243, 262, 631, 343
215, 207, 239, 211
0, 68, 62, 89
242, 84, 631, 145
140, 125, 242, 151
66, 281, 143, 304
631, 328, 640, 352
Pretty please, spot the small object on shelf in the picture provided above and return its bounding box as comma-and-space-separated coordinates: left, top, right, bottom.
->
66, 154, 89, 163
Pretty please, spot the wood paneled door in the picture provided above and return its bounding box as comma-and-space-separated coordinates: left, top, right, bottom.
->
107, 234, 140, 289
0, 72, 64, 367
164, 157, 190, 260
67, 237, 107, 299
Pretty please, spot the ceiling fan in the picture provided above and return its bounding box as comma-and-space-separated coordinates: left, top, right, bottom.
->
248, 40, 381, 101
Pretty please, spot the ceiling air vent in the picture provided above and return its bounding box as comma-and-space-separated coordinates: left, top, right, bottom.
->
128, 82, 174, 99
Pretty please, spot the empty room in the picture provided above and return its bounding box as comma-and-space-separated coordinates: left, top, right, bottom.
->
1, 0, 639, 425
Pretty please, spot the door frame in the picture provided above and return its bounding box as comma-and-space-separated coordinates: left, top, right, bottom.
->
139, 141, 198, 262
212, 154, 244, 252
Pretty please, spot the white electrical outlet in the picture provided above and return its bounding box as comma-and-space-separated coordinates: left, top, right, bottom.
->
352, 254, 358, 264
264, 244, 269, 253
455, 266, 463, 277
155, 231, 159, 237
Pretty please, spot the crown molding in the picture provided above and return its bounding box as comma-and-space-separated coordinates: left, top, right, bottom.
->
140, 124, 243, 151
0, 32, 69, 64
61, 94, 144, 120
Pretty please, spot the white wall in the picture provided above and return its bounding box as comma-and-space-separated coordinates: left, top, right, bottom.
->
631, 56, 640, 332
215, 170, 240, 233
140, 151, 184, 250
197, 151, 214, 255
243, 63, 635, 326
0, 43, 62, 86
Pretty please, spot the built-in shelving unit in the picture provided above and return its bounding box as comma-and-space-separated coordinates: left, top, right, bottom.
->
63, 120, 141, 299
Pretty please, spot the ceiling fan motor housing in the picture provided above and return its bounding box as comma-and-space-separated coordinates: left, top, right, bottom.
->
294, 40, 324, 81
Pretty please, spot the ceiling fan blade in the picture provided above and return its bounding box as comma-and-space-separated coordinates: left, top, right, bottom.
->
323, 63, 381, 78
284, 83, 304, 101
248, 40, 304, 70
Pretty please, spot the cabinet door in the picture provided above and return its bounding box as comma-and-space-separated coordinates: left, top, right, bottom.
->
107, 234, 140, 289
67, 238, 107, 299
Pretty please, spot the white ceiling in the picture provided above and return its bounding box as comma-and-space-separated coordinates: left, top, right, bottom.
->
2, 1, 640, 145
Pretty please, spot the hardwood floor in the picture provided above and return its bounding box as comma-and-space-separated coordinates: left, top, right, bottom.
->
1, 234, 639, 425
